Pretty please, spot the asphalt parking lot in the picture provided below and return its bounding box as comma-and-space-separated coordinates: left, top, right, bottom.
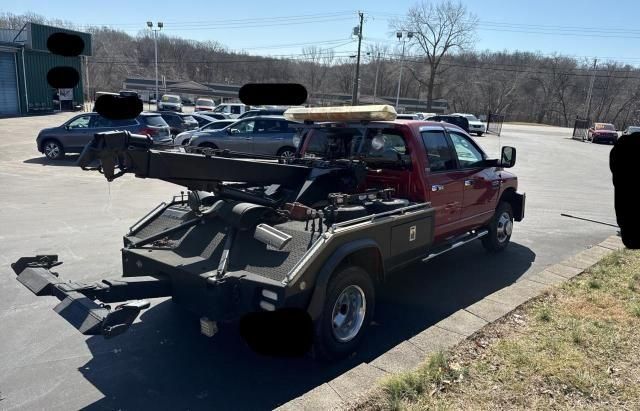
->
0, 114, 617, 410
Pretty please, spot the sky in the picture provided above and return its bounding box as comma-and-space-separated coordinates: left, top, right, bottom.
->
4, 0, 640, 66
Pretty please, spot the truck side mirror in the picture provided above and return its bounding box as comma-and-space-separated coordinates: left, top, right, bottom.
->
500, 146, 516, 168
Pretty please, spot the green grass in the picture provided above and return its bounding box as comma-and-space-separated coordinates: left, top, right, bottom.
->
361, 249, 640, 410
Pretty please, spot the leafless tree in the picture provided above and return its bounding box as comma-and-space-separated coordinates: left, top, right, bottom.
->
395, 1, 477, 110
300, 46, 335, 97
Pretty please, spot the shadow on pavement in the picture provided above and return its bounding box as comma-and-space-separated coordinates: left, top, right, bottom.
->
79, 241, 534, 410
23, 155, 79, 167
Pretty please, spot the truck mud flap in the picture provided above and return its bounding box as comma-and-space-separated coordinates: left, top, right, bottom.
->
12, 255, 168, 338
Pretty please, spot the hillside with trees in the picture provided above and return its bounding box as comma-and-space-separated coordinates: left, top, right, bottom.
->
2, 6, 640, 127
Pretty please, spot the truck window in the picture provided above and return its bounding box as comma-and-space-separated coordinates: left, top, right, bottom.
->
231, 105, 242, 115
421, 129, 457, 172
448, 131, 485, 168
304, 128, 364, 159
357, 129, 408, 169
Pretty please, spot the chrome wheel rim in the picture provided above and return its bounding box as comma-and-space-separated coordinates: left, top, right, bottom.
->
280, 150, 295, 159
496, 212, 513, 243
331, 285, 366, 343
44, 142, 60, 158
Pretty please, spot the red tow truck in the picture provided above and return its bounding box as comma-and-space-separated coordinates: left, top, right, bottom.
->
12, 105, 524, 360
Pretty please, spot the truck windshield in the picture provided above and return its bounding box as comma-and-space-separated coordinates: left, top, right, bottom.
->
197, 100, 213, 106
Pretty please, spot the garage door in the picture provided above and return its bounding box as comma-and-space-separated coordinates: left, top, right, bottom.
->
0, 52, 19, 115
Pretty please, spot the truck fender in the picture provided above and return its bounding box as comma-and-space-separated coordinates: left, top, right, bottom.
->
499, 187, 525, 222
306, 239, 383, 321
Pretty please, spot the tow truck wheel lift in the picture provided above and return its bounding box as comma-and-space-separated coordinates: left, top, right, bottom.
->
12, 255, 171, 337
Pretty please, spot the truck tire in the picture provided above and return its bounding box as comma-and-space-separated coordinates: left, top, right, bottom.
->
198, 142, 218, 150
314, 265, 375, 360
482, 202, 513, 252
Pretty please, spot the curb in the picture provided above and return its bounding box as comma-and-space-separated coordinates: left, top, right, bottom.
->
276, 235, 625, 410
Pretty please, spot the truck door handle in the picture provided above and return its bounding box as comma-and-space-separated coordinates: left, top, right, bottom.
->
431, 184, 444, 192
464, 179, 474, 187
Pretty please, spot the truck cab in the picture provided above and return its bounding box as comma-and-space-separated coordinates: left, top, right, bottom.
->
298, 118, 523, 248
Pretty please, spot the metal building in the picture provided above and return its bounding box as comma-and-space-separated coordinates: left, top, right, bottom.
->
0, 23, 91, 116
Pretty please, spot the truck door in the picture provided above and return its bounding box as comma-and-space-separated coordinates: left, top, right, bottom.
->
420, 127, 464, 240
447, 129, 499, 230
361, 128, 414, 198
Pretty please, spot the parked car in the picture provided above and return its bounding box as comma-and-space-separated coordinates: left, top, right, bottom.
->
621, 126, 640, 136
237, 107, 286, 119
193, 111, 229, 121
195, 98, 215, 111
426, 114, 470, 133
415, 112, 437, 120
588, 123, 618, 144
157, 111, 199, 136
182, 97, 194, 106
190, 112, 229, 128
212, 103, 250, 118
174, 119, 235, 146
37, 112, 171, 160
189, 116, 298, 157
396, 114, 420, 120
157, 94, 183, 112
451, 113, 486, 136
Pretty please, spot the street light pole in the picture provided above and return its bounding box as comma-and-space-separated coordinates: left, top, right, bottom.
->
373, 52, 380, 104
395, 31, 413, 110
147, 21, 163, 107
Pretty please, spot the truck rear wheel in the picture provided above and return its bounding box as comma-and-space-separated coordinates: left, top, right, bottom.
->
315, 265, 375, 360
482, 202, 513, 252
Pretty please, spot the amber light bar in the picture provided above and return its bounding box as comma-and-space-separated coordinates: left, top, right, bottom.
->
284, 105, 397, 122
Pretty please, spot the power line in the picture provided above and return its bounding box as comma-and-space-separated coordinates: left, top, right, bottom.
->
161, 17, 355, 31
239, 38, 352, 50
86, 11, 356, 28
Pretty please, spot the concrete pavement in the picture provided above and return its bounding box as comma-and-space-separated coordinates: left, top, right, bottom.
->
0, 116, 617, 410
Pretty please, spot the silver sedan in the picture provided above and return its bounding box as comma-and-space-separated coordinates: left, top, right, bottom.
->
174, 119, 235, 146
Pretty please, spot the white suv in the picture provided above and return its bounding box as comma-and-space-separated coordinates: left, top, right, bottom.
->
451, 113, 486, 136
157, 94, 183, 112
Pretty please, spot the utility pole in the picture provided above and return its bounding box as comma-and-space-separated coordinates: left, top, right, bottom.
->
147, 21, 163, 106
584, 58, 597, 120
395, 31, 413, 110
351, 11, 364, 106
84, 55, 90, 110
373, 52, 381, 104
